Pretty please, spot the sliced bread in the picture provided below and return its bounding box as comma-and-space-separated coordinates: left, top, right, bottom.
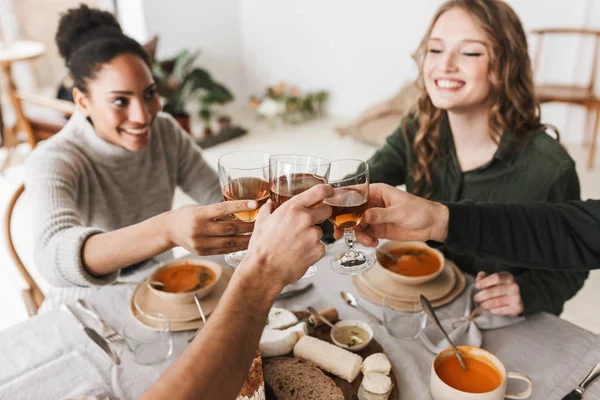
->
263, 357, 344, 400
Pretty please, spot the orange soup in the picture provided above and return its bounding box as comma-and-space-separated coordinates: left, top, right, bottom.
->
435, 355, 502, 393
381, 246, 441, 277
153, 263, 216, 293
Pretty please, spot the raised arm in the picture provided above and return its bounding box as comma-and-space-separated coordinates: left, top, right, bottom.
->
142, 184, 334, 400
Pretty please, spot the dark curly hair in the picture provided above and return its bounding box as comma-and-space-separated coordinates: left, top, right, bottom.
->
55, 4, 151, 94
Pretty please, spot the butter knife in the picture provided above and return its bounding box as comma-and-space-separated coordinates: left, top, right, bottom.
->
561, 362, 600, 399
62, 305, 121, 365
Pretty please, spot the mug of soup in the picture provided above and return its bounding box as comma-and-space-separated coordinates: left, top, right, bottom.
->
430, 346, 533, 400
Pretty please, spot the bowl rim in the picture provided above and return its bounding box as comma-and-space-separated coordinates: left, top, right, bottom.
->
330, 319, 374, 351
147, 257, 223, 298
375, 241, 445, 283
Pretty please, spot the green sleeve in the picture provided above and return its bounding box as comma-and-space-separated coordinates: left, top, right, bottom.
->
366, 122, 410, 186
443, 200, 600, 271
512, 165, 588, 315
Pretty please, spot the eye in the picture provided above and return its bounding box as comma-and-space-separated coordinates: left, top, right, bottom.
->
428, 49, 442, 54
112, 97, 129, 107
463, 52, 483, 57
144, 88, 157, 101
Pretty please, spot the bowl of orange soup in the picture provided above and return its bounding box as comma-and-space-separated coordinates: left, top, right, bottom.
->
147, 258, 222, 304
375, 241, 445, 285
430, 346, 533, 400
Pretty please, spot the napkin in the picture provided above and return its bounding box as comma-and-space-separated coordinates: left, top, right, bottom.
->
419, 285, 524, 353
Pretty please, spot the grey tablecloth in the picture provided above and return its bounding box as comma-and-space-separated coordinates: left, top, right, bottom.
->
1, 242, 599, 399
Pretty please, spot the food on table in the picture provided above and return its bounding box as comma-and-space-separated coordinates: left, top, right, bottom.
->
358, 382, 392, 400
263, 357, 344, 400
362, 372, 392, 394
331, 324, 369, 348
259, 328, 298, 358
435, 354, 502, 393
236, 350, 265, 400
307, 307, 338, 327
282, 322, 308, 340
266, 307, 299, 330
380, 246, 441, 277
152, 262, 216, 293
362, 353, 392, 375
293, 336, 363, 383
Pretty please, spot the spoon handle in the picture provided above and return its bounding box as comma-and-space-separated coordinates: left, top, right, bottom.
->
357, 304, 383, 325
307, 306, 335, 329
419, 295, 468, 371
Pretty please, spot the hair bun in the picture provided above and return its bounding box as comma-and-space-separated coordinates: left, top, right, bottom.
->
55, 4, 123, 62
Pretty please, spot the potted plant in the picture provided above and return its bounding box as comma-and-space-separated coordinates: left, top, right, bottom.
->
153, 50, 234, 135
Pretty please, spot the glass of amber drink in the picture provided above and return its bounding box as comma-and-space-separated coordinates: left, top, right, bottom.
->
218, 150, 271, 267
269, 154, 331, 278
324, 159, 374, 274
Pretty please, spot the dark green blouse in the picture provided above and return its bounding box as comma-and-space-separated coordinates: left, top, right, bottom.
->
367, 115, 587, 315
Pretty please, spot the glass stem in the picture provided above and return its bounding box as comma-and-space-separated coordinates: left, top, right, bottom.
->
344, 229, 356, 254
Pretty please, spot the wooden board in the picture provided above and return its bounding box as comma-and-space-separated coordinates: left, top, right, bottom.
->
264, 311, 399, 400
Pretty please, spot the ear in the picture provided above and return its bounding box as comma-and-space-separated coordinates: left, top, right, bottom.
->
73, 87, 92, 117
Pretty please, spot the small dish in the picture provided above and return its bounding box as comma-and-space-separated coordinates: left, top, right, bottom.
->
330, 320, 374, 352
374, 241, 445, 286
147, 258, 223, 304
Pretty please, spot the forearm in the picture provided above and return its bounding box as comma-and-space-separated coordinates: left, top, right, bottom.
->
142, 255, 282, 400
443, 201, 600, 271
83, 211, 173, 276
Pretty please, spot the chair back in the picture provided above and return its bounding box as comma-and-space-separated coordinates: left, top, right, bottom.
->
531, 28, 600, 93
3, 184, 44, 316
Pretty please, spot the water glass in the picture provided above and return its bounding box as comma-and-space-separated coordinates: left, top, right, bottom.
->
382, 297, 426, 340
122, 314, 173, 365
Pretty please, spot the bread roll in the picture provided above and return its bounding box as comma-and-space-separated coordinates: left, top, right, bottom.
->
293, 336, 362, 382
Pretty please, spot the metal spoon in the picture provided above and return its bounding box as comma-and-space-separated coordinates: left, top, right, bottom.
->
307, 306, 335, 329
340, 291, 383, 325
376, 247, 399, 263
188, 294, 207, 344
419, 294, 468, 371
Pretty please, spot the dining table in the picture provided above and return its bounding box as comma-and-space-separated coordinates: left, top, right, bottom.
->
0, 240, 599, 399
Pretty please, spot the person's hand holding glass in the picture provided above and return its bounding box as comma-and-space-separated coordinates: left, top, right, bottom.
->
218, 151, 271, 267
325, 159, 375, 274
269, 154, 331, 278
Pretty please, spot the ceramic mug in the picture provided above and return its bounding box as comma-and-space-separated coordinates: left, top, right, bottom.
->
430, 346, 533, 400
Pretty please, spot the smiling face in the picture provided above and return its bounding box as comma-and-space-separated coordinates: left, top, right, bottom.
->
423, 7, 491, 114
73, 53, 161, 152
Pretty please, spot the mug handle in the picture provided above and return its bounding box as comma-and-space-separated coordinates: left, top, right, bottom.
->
505, 372, 533, 399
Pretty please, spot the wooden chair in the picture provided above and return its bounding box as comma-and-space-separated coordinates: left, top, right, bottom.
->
4, 184, 44, 316
531, 28, 600, 169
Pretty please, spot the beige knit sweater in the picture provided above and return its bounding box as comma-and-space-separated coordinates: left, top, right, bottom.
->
25, 110, 222, 310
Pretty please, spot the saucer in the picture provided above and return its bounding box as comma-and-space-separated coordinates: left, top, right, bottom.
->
352, 260, 466, 312
131, 265, 232, 323
359, 258, 456, 302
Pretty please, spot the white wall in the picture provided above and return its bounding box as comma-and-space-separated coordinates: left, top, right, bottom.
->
141, 0, 245, 106
239, 0, 442, 117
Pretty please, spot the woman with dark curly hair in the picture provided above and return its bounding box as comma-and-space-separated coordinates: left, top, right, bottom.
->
25, 5, 255, 309
367, 0, 587, 317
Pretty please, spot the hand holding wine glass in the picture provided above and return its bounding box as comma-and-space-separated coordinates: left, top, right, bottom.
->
325, 159, 375, 274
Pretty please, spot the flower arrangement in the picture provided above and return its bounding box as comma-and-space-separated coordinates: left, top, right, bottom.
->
249, 82, 329, 125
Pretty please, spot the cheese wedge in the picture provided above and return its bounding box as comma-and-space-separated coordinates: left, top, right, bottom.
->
259, 328, 298, 358
266, 307, 298, 330
362, 353, 392, 375
283, 321, 308, 340
362, 372, 392, 395
293, 335, 363, 383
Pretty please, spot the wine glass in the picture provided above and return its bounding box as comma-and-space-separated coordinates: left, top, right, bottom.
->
269, 154, 331, 278
325, 159, 374, 274
218, 150, 271, 267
